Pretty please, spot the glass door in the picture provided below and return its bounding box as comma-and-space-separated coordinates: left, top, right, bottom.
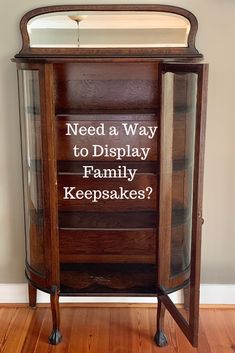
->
158, 63, 208, 346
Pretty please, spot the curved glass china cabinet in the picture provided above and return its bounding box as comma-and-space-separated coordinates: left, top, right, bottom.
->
13, 5, 208, 347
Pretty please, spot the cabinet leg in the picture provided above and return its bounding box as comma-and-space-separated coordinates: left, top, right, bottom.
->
28, 282, 37, 308
154, 297, 168, 347
48, 286, 62, 345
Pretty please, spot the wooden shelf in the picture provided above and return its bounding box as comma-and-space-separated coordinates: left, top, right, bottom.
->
60, 254, 156, 264
59, 211, 157, 229
56, 108, 159, 121
58, 208, 189, 229
55, 110, 193, 123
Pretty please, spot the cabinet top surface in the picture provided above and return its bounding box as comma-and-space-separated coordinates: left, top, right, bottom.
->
14, 4, 202, 60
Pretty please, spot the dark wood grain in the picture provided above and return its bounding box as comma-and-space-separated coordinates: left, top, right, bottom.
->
189, 63, 209, 346
54, 62, 159, 111
39, 63, 60, 290
59, 228, 156, 264
59, 229, 155, 257
49, 286, 62, 345
28, 282, 37, 308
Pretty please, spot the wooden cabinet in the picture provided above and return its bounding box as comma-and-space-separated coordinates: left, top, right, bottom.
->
13, 5, 208, 347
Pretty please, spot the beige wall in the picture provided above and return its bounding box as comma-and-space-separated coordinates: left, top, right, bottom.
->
0, 0, 234, 284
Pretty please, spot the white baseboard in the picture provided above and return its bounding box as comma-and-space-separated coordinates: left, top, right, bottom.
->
0, 283, 235, 304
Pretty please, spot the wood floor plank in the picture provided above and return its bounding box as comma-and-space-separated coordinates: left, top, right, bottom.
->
213, 309, 235, 352
64, 307, 109, 353
67, 308, 88, 353
196, 315, 213, 353
0, 307, 34, 353
32, 308, 54, 353
109, 307, 133, 353
0, 306, 235, 353
199, 309, 235, 353
129, 308, 155, 353
20, 308, 47, 353
0, 308, 18, 349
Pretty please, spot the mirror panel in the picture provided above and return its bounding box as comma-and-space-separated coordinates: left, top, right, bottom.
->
27, 11, 190, 48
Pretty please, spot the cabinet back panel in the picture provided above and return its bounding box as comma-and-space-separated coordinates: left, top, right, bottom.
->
54, 62, 159, 112
59, 229, 155, 256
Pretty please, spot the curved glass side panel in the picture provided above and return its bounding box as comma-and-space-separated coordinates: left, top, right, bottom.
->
161, 70, 197, 325
18, 69, 45, 274
162, 71, 197, 279
170, 72, 197, 277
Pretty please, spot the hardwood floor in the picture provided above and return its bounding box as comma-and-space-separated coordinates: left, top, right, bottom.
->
0, 304, 235, 353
